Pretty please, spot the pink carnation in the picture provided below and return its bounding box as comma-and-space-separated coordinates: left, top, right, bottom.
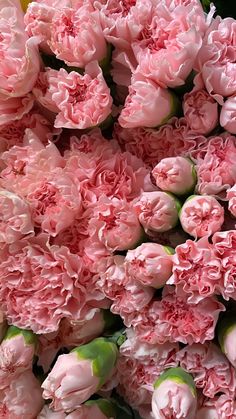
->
133, 0, 206, 88
135, 191, 180, 233
220, 96, 236, 134
32, 69, 60, 114
227, 185, 236, 218
215, 394, 236, 418
169, 237, 223, 303
212, 230, 236, 300
47, 63, 112, 129
152, 156, 196, 196
88, 197, 143, 251
196, 135, 236, 196
183, 89, 218, 134
0, 0, 40, 100
197, 17, 236, 104
0, 236, 87, 333
132, 285, 224, 345
49, 7, 107, 67
0, 370, 43, 419
113, 118, 208, 168
97, 255, 153, 324
177, 342, 236, 397
0, 110, 59, 150
125, 242, 173, 288
0, 189, 34, 247
26, 172, 81, 236
179, 195, 224, 238
0, 94, 34, 127
117, 328, 179, 414
119, 73, 178, 128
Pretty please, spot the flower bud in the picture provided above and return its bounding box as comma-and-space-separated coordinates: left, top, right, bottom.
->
135, 192, 181, 233
0, 325, 37, 389
179, 195, 224, 238
217, 313, 236, 368
125, 242, 174, 288
42, 338, 118, 412
152, 157, 197, 196
152, 367, 197, 419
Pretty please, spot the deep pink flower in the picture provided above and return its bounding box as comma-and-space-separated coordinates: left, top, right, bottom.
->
47, 63, 112, 129
0, 236, 87, 333
132, 285, 224, 345
179, 195, 224, 238
169, 237, 223, 303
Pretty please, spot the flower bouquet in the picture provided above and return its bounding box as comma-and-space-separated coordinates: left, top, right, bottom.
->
0, 0, 236, 417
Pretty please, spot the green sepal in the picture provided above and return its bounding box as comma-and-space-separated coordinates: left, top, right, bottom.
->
85, 399, 116, 418
159, 91, 181, 127
165, 192, 182, 216
217, 313, 236, 354
154, 367, 196, 397
4, 325, 37, 347
72, 338, 118, 386
163, 246, 175, 255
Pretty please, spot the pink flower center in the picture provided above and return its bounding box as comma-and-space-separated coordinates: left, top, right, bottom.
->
100, 213, 117, 231
139, 27, 169, 52
69, 84, 88, 104
30, 182, 58, 216
107, 0, 137, 17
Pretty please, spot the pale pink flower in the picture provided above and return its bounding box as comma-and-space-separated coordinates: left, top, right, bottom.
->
59, 310, 105, 349
114, 118, 208, 168
26, 172, 81, 237
0, 94, 34, 127
196, 135, 236, 196
0, 0, 40, 100
32, 69, 60, 114
0, 328, 36, 389
117, 328, 179, 413
48, 63, 112, 129
135, 191, 180, 233
133, 286, 225, 345
0, 370, 43, 419
88, 197, 143, 251
42, 353, 99, 412
94, 0, 155, 49
24, 1, 56, 51
169, 237, 223, 303
97, 255, 153, 324
119, 73, 178, 128
215, 394, 236, 418
125, 243, 174, 288
177, 342, 236, 397
49, 7, 107, 67
152, 157, 196, 195
197, 17, 236, 104
0, 110, 58, 150
183, 89, 218, 134
111, 48, 137, 87
179, 195, 224, 238
0, 189, 34, 247
0, 236, 86, 333
133, 0, 205, 88
0, 134, 64, 196
220, 96, 236, 134
212, 230, 236, 300
152, 375, 197, 419
227, 185, 236, 218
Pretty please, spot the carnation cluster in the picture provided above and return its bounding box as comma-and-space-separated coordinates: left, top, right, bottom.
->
1, 0, 236, 418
